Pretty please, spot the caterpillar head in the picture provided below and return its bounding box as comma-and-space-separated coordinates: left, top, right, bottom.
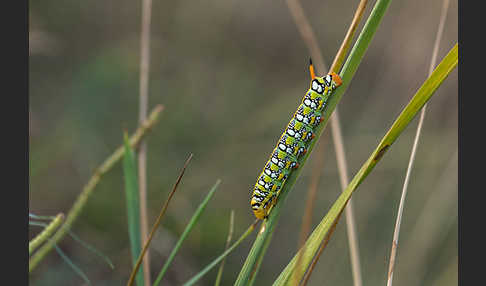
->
250, 198, 267, 220
310, 72, 343, 94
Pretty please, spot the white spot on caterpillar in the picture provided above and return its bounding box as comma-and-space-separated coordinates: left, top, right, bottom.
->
325, 75, 332, 85
287, 129, 295, 136
304, 99, 311, 106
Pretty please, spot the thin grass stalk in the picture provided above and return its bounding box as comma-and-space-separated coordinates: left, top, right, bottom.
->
183, 219, 260, 286
29, 105, 164, 273
247, 228, 274, 286
137, 0, 153, 283
236, 0, 393, 283
29, 213, 64, 255
273, 43, 458, 286
153, 179, 222, 286
127, 154, 193, 286
330, 109, 362, 286
287, 0, 368, 284
54, 245, 91, 285
214, 210, 235, 286
398, 149, 457, 285
386, 0, 450, 284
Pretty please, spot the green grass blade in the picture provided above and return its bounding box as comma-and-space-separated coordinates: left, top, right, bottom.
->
153, 179, 222, 286
68, 230, 115, 270
234, 0, 393, 284
272, 43, 458, 286
54, 245, 91, 285
123, 132, 144, 286
183, 219, 259, 286
29, 213, 57, 221
214, 210, 235, 286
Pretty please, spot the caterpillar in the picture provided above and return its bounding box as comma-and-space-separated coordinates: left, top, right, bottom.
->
250, 59, 342, 220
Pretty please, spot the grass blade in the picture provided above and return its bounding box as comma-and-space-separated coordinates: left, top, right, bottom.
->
54, 245, 91, 285
272, 43, 458, 286
183, 219, 259, 286
153, 179, 222, 286
123, 131, 145, 286
214, 210, 235, 286
127, 153, 193, 286
234, 0, 393, 284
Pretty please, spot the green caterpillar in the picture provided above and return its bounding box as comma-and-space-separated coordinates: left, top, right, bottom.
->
250, 60, 342, 220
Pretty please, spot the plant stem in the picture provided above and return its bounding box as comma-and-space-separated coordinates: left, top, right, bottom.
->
137, 0, 153, 282
29, 213, 64, 255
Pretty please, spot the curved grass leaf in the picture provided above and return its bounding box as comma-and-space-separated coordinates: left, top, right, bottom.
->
54, 245, 91, 285
153, 179, 222, 286
273, 43, 458, 286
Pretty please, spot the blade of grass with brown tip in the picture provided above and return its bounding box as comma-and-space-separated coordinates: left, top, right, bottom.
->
153, 179, 222, 286
272, 43, 458, 286
127, 153, 193, 286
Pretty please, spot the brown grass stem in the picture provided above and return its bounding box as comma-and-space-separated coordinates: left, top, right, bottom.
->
137, 0, 153, 283
29, 105, 164, 273
127, 153, 193, 286
386, 0, 450, 285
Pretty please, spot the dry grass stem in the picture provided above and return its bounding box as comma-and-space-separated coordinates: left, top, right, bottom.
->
137, 0, 154, 283
386, 0, 450, 285
127, 153, 193, 286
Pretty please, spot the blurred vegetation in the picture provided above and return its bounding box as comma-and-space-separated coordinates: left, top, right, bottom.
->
29, 0, 457, 285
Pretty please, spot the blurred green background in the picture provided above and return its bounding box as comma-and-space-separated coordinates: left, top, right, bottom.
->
29, 0, 457, 285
